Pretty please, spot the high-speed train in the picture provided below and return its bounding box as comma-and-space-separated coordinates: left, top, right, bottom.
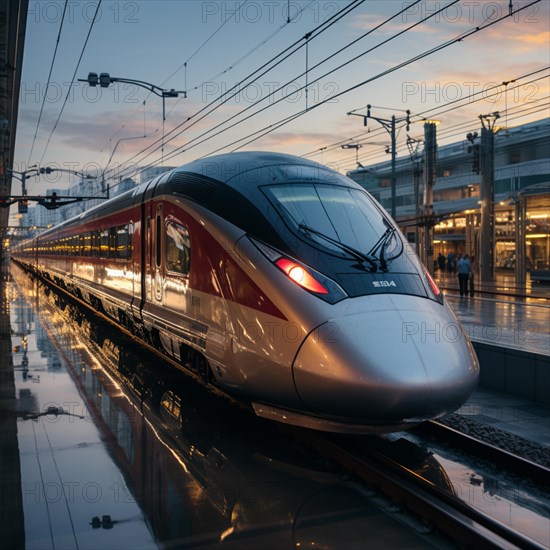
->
12, 151, 479, 433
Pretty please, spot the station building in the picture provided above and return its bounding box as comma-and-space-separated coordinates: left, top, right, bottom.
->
347, 118, 550, 274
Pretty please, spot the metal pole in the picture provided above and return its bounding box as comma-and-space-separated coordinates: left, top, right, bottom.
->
480, 123, 495, 282
514, 196, 526, 285
390, 115, 396, 219
413, 160, 421, 256
423, 122, 437, 275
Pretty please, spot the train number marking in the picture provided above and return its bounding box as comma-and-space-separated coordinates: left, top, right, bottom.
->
372, 280, 397, 288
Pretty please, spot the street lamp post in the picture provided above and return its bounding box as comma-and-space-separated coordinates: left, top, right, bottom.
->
7, 165, 39, 213
8, 165, 39, 196
79, 73, 185, 162
0, 166, 107, 211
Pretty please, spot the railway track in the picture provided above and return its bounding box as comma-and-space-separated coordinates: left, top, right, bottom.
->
14, 266, 550, 549
415, 420, 550, 482
291, 426, 549, 550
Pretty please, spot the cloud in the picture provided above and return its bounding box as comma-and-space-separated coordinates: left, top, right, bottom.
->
512, 31, 549, 45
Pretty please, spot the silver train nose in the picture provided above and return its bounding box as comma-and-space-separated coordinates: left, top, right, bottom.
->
292, 296, 479, 426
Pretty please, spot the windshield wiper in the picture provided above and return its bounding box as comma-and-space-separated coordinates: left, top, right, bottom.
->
298, 223, 378, 272
367, 226, 403, 272
368, 227, 394, 271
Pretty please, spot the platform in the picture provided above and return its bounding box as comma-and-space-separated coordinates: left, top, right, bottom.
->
446, 294, 550, 356
443, 290, 550, 407
457, 387, 550, 447
435, 270, 550, 301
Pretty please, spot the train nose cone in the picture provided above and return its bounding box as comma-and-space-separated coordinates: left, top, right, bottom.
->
292, 296, 479, 425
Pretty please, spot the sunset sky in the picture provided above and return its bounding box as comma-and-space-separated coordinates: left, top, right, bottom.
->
13, 0, 550, 196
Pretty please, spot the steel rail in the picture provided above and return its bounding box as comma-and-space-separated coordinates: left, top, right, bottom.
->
293, 429, 547, 550
416, 420, 550, 486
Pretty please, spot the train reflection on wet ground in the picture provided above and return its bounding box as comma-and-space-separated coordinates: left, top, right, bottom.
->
2, 263, 445, 549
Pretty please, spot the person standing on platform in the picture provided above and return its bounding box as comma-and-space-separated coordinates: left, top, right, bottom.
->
457, 253, 472, 297
469, 256, 476, 297
437, 253, 446, 273
447, 251, 456, 275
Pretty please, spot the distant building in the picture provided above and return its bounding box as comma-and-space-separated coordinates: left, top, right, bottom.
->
34, 189, 65, 228
18, 206, 37, 229
63, 177, 106, 220
347, 118, 550, 272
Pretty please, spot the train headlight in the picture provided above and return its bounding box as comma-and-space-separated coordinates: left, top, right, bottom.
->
275, 258, 328, 295
248, 236, 347, 303
423, 266, 444, 304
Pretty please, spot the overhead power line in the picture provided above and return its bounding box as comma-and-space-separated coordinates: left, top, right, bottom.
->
101, 0, 368, 181
145, 0, 542, 172
27, 0, 69, 167
307, 68, 549, 162
35, 0, 103, 173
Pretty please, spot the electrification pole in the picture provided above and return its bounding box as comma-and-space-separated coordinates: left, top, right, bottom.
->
479, 112, 500, 283
423, 121, 438, 275
406, 135, 423, 255
347, 106, 410, 219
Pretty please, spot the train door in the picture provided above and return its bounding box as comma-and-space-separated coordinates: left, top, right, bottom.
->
153, 202, 164, 304
144, 215, 152, 302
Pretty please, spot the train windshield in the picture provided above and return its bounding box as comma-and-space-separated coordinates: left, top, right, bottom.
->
263, 183, 401, 260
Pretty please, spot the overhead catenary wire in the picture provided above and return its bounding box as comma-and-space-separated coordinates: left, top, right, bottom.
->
91, 0, 544, 193
35, 0, 103, 174
157, 0, 428, 161
85, 0, 318, 170
305, 68, 549, 162
162, 0, 252, 88
336, 101, 550, 172
139, 0, 541, 174
331, 98, 550, 171
27, 0, 69, 166
189, 0, 318, 95
100, 0, 368, 181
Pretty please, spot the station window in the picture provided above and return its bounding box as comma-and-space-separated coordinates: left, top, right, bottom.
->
165, 221, 191, 275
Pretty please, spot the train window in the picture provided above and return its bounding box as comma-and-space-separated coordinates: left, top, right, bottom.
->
83, 233, 91, 257
165, 221, 191, 275
109, 227, 118, 258
263, 183, 394, 258
100, 229, 109, 258
114, 224, 133, 259
76, 236, 84, 256
92, 231, 100, 257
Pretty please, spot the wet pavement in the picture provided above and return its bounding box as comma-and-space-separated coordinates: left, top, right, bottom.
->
2, 263, 446, 549
433, 265, 550, 357
447, 294, 550, 356
435, 271, 550, 302
3, 262, 550, 548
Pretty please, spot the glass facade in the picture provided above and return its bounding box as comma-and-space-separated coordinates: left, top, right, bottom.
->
347, 119, 550, 279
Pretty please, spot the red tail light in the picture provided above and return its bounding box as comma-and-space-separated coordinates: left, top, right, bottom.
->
275, 258, 328, 295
